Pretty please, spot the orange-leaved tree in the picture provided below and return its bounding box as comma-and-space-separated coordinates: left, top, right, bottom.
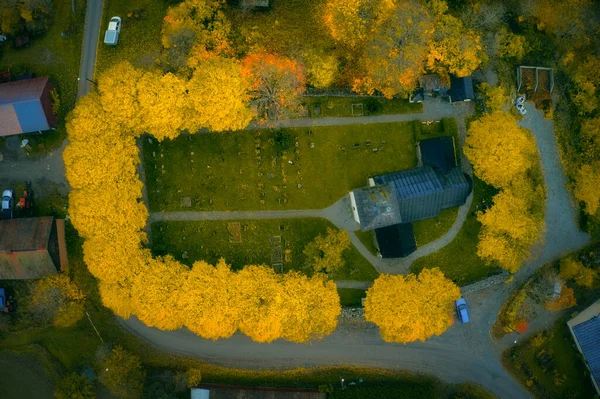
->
364, 268, 460, 343
242, 51, 306, 120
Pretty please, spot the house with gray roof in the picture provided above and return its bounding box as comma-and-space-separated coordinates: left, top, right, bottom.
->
568, 300, 600, 395
348, 136, 471, 258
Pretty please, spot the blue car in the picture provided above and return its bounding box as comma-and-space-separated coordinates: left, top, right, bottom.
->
0, 288, 5, 309
456, 298, 470, 323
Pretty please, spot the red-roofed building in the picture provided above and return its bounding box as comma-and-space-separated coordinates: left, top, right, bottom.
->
0, 77, 57, 137
0, 217, 67, 279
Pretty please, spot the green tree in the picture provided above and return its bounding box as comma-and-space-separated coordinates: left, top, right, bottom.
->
303, 228, 351, 273
54, 373, 94, 399
101, 347, 146, 399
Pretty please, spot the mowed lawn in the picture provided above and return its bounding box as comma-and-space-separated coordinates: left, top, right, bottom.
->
151, 218, 379, 281
0, 0, 86, 154
96, 0, 168, 73
410, 177, 501, 286
144, 122, 417, 212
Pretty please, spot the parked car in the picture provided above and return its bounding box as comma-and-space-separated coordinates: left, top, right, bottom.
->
456, 298, 470, 323
516, 102, 527, 115
1, 190, 13, 219
104, 16, 122, 45
0, 288, 5, 310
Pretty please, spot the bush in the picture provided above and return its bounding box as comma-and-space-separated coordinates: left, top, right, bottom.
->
364, 98, 382, 115
273, 130, 292, 154
101, 347, 146, 399
54, 373, 94, 399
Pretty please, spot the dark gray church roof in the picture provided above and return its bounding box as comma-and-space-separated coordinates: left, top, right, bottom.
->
354, 166, 471, 231
420, 136, 457, 173
352, 185, 401, 231
572, 316, 600, 389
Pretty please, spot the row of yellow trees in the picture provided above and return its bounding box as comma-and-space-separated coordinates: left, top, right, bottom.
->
64, 63, 340, 343
465, 110, 545, 272
65, 60, 465, 344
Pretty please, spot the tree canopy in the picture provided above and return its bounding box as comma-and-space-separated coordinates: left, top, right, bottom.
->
364, 268, 460, 343
303, 227, 351, 274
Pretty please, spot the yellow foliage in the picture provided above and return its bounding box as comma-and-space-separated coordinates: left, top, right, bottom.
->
302, 51, 339, 89
237, 265, 284, 343
182, 259, 242, 340
186, 56, 254, 132
560, 257, 597, 288
364, 268, 460, 343
478, 83, 508, 112
545, 285, 576, 311
279, 272, 340, 342
477, 233, 526, 273
427, 13, 487, 79
465, 111, 537, 188
130, 256, 189, 330
496, 29, 527, 61
573, 163, 600, 215
303, 227, 351, 273
29, 275, 85, 327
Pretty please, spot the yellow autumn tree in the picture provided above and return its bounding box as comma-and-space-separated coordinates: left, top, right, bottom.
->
496, 28, 528, 61
130, 255, 189, 331
356, 1, 433, 98
573, 163, 600, 215
303, 227, 351, 274
571, 56, 600, 115
182, 259, 242, 340
280, 272, 341, 342
137, 71, 188, 141
29, 275, 85, 327
236, 265, 284, 343
476, 189, 544, 272
426, 2, 486, 79
464, 111, 537, 188
323, 0, 394, 49
478, 83, 508, 112
302, 50, 339, 89
364, 268, 460, 343
186, 56, 254, 132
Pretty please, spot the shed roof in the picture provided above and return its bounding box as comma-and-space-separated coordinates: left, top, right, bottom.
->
375, 223, 416, 258
572, 316, 600, 390
420, 136, 457, 173
450, 75, 475, 102
192, 384, 325, 399
0, 77, 52, 136
0, 216, 54, 251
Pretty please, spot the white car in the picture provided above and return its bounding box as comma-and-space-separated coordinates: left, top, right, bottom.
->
104, 16, 121, 45
516, 103, 527, 115
2, 190, 13, 219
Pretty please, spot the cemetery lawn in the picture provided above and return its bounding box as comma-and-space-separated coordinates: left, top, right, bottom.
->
412, 208, 458, 247
150, 218, 379, 282
410, 177, 501, 286
302, 96, 422, 118
144, 122, 417, 212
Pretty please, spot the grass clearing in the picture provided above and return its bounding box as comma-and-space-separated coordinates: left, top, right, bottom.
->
0, 347, 61, 399
302, 96, 422, 118
151, 219, 379, 281
337, 288, 366, 307
0, 0, 86, 155
144, 122, 417, 212
410, 177, 501, 286
502, 316, 596, 399
355, 230, 378, 256
412, 208, 459, 247
96, 0, 168, 73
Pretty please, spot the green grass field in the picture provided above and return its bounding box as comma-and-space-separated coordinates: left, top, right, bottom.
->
0, 0, 86, 154
355, 230, 378, 256
410, 177, 501, 286
302, 96, 422, 118
151, 219, 379, 281
337, 288, 367, 307
412, 208, 458, 247
96, 0, 168, 73
144, 122, 417, 212
502, 317, 596, 399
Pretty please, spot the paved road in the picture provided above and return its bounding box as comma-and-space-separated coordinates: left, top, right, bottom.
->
77, 0, 104, 98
